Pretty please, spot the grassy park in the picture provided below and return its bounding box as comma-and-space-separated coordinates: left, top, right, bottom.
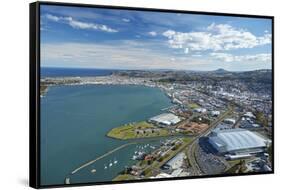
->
107, 121, 170, 140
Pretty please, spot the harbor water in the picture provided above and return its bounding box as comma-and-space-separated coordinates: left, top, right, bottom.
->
40, 84, 172, 185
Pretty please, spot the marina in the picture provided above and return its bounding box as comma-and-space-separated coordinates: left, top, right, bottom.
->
71, 143, 136, 174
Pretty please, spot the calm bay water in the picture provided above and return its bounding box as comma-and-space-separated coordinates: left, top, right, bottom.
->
40, 84, 172, 185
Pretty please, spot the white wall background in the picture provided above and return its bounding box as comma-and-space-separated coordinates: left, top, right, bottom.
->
0, 0, 279, 189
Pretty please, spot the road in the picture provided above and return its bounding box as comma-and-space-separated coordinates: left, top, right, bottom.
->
142, 137, 193, 177
186, 106, 233, 175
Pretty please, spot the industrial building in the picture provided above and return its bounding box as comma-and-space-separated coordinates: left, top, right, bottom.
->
164, 152, 185, 170
149, 113, 181, 126
208, 128, 270, 155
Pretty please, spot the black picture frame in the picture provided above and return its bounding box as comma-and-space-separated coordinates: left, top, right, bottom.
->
30, 1, 274, 189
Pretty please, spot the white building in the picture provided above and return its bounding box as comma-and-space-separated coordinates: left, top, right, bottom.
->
149, 113, 181, 126
165, 152, 185, 170
211, 111, 220, 117
194, 108, 207, 113
244, 112, 256, 119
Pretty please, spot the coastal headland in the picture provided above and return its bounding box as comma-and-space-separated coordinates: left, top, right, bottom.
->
107, 121, 171, 140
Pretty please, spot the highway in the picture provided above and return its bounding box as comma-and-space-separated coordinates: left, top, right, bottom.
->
141, 106, 233, 177
186, 106, 233, 175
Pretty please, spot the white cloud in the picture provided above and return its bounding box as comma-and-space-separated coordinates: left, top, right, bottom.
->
257, 33, 271, 45
122, 18, 130, 22
148, 31, 157, 36
46, 14, 60, 22
163, 30, 176, 38
162, 23, 271, 53
41, 42, 209, 70
210, 53, 271, 63
192, 54, 202, 57
45, 14, 118, 33
209, 53, 235, 62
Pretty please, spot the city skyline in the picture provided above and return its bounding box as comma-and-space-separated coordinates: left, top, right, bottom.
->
41, 5, 272, 71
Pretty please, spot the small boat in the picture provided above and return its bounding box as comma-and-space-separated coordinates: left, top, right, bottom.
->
114, 158, 118, 164
91, 169, 96, 173
104, 164, 107, 169
65, 178, 70, 184
109, 161, 113, 167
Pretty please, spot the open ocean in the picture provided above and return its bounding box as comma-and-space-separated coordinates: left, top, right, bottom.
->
41, 67, 117, 77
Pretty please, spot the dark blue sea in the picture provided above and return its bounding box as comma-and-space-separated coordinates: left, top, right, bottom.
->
41, 67, 117, 77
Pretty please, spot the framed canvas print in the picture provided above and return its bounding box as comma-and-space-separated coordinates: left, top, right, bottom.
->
29, 1, 274, 188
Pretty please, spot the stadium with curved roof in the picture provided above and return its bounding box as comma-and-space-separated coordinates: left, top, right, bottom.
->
208, 128, 270, 154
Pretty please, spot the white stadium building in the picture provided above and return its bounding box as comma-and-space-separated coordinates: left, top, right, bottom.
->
208, 128, 271, 154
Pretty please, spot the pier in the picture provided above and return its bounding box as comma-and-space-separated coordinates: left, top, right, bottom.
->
71, 142, 137, 174
161, 105, 177, 111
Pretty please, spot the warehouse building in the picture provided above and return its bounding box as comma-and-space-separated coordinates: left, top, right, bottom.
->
164, 152, 185, 170
149, 113, 181, 126
208, 128, 270, 155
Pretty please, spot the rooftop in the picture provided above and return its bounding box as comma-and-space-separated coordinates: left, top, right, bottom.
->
209, 129, 270, 153
149, 113, 181, 126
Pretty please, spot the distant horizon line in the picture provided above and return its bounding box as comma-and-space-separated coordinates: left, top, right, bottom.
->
41, 66, 272, 73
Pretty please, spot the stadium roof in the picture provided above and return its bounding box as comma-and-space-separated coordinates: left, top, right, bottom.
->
209, 129, 270, 153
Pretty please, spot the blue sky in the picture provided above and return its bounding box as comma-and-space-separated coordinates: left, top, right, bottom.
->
40, 5, 272, 71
